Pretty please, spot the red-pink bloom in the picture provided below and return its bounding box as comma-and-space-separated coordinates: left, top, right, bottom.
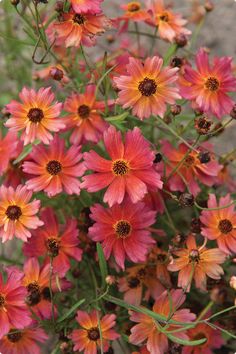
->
81, 126, 163, 206
64, 85, 108, 145
129, 289, 196, 354
89, 199, 156, 269
22, 258, 70, 320
0, 185, 43, 242
161, 140, 222, 196
0, 327, 48, 354
23, 135, 85, 197
23, 207, 82, 277
118, 264, 165, 305
147, 0, 191, 42
168, 234, 226, 291
0, 131, 18, 176
179, 48, 236, 118
0, 268, 31, 339
113, 56, 180, 120
70, 0, 103, 14
70, 310, 120, 353
182, 321, 224, 354
5, 87, 64, 145
50, 10, 110, 48
200, 194, 236, 254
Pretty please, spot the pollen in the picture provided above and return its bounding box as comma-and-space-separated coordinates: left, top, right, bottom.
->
112, 159, 129, 176
5, 205, 22, 221
138, 77, 157, 96
205, 77, 220, 91
27, 108, 44, 123
46, 160, 62, 175
114, 220, 132, 238
218, 219, 233, 234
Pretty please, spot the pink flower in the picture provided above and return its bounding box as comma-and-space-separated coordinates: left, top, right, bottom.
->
179, 48, 236, 118
0, 268, 31, 339
200, 194, 236, 254
5, 87, 64, 145
81, 126, 163, 206
0, 131, 18, 176
70, 0, 103, 14
23, 207, 82, 277
23, 135, 85, 197
89, 199, 156, 269
161, 140, 222, 196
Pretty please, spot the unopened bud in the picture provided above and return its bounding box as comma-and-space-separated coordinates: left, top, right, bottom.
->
229, 276, 236, 290
175, 33, 188, 47
55, 0, 64, 12
170, 56, 184, 68
179, 193, 194, 207
50, 67, 64, 81
230, 104, 236, 119
154, 153, 162, 163
204, 1, 214, 12
194, 116, 212, 135
11, 0, 20, 6
105, 275, 116, 285
170, 104, 181, 116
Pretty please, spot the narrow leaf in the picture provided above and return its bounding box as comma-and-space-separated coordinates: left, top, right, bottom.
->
96, 243, 108, 288
167, 333, 207, 346
57, 299, 85, 323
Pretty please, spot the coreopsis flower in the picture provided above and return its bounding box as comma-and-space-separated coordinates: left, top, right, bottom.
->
22, 135, 85, 197
129, 289, 196, 354
0, 268, 31, 339
70, 310, 120, 353
182, 322, 224, 354
0, 185, 43, 242
116, 2, 151, 33
113, 56, 180, 120
146, 0, 191, 42
148, 247, 171, 287
64, 85, 108, 145
22, 258, 70, 320
33, 65, 69, 85
89, 200, 156, 269
81, 126, 163, 206
2, 140, 24, 188
70, 0, 103, 14
161, 140, 222, 196
179, 48, 236, 118
200, 194, 236, 254
51, 10, 111, 47
23, 207, 82, 277
0, 131, 18, 176
118, 264, 165, 305
5, 87, 64, 145
168, 234, 226, 291
0, 327, 48, 354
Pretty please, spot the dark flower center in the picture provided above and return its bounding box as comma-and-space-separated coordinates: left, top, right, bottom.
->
218, 219, 233, 234
46, 237, 60, 257
184, 155, 195, 167
5, 205, 22, 221
27, 108, 44, 123
73, 14, 85, 25
138, 77, 157, 96
46, 160, 62, 175
205, 77, 220, 91
27, 281, 41, 306
127, 2, 141, 12
78, 104, 90, 119
7, 330, 23, 343
157, 254, 167, 263
0, 293, 5, 307
128, 276, 140, 288
112, 159, 129, 176
159, 12, 169, 22
87, 327, 100, 341
189, 249, 200, 262
115, 220, 132, 238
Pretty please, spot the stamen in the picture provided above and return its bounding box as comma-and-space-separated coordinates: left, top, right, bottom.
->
78, 104, 90, 119
114, 220, 132, 238
205, 77, 220, 91
112, 159, 129, 176
5, 205, 22, 221
138, 77, 157, 97
27, 108, 44, 123
46, 160, 62, 175
218, 219, 233, 234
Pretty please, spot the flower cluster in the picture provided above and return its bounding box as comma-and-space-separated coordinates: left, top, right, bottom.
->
0, 0, 235, 353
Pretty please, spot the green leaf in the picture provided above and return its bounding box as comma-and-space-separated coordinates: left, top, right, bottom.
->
13, 139, 41, 165
105, 112, 129, 122
56, 298, 85, 324
167, 333, 207, 346
163, 43, 178, 65
95, 64, 117, 99
104, 295, 192, 326
96, 243, 108, 288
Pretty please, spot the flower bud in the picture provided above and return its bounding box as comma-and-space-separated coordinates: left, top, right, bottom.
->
175, 33, 188, 47
204, 1, 214, 12
179, 193, 194, 207
154, 153, 162, 163
230, 104, 236, 119
11, 0, 20, 6
55, 1, 64, 12
170, 56, 184, 68
50, 67, 64, 81
194, 116, 212, 135
230, 276, 236, 290
170, 104, 181, 116
105, 275, 116, 285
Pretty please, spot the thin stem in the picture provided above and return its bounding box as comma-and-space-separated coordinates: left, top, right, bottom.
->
49, 257, 55, 325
